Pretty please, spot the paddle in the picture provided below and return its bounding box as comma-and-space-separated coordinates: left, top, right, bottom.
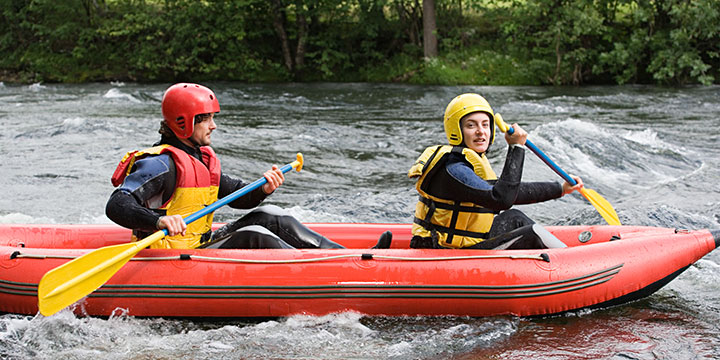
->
494, 114, 621, 225
37, 153, 305, 316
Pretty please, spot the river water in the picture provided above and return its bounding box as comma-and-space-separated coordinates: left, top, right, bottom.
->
1, 82, 720, 359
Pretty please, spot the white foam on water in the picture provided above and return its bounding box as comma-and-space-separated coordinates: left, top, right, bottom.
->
529, 117, 704, 195
180, 312, 384, 359
27, 82, 46, 92
0, 314, 33, 342
285, 205, 355, 222
0, 213, 55, 224
0, 310, 521, 359
622, 128, 661, 146
62, 117, 86, 126
529, 119, 632, 187
102, 88, 141, 103
501, 101, 570, 114
205, 341, 234, 351
386, 340, 413, 357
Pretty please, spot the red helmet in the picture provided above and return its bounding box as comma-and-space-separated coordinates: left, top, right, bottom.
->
161, 83, 220, 139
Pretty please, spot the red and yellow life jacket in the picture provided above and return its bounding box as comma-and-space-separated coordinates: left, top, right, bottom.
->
408, 145, 497, 248
111, 145, 221, 249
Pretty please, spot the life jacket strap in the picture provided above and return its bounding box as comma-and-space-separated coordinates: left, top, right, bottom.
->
413, 196, 492, 240
417, 196, 496, 214
412, 217, 491, 240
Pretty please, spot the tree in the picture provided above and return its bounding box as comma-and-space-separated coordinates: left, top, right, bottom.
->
423, 0, 438, 58
270, 0, 309, 78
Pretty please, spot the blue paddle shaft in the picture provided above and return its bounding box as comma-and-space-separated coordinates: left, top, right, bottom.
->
177, 162, 297, 229
505, 126, 578, 186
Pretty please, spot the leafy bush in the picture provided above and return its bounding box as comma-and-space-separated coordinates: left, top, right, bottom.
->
0, 0, 717, 85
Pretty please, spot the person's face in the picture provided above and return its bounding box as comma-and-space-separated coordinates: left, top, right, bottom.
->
461, 112, 492, 153
189, 113, 217, 146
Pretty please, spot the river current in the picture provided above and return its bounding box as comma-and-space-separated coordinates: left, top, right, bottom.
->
1, 82, 720, 359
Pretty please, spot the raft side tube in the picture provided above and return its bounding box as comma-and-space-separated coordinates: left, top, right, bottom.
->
561, 265, 691, 317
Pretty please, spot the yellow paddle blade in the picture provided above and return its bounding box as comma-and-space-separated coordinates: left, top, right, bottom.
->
37, 231, 165, 316
580, 188, 621, 225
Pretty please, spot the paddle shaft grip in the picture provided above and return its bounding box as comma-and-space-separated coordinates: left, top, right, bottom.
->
503, 126, 578, 186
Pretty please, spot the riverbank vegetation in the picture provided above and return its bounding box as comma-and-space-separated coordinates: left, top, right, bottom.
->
1, 0, 718, 85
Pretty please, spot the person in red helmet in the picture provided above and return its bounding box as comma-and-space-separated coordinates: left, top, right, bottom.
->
107, 83, 391, 249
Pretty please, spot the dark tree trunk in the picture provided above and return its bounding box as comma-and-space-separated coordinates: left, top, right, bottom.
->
294, 0, 308, 70
423, 0, 438, 58
271, 0, 293, 72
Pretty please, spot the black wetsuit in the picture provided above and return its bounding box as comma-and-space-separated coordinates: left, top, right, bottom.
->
105, 136, 343, 249
414, 145, 563, 249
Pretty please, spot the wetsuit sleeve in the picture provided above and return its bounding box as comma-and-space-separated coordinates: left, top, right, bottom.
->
219, 173, 268, 209
514, 182, 563, 204
105, 191, 160, 232
443, 146, 563, 207
442, 145, 525, 211
105, 155, 175, 232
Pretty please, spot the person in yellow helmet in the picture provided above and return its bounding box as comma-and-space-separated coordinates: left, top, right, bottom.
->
408, 93, 583, 249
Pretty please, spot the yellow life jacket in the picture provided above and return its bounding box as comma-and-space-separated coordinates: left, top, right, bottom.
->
408, 145, 498, 248
111, 145, 221, 249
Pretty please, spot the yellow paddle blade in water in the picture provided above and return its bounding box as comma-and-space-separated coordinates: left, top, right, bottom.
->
37, 231, 165, 316
580, 188, 621, 225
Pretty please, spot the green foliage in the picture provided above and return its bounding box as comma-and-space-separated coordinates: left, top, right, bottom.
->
300, 0, 408, 81
501, 0, 611, 85
594, 0, 720, 85
0, 0, 718, 85
0, 0, 101, 82
647, 0, 719, 85
406, 49, 541, 85
98, 0, 272, 81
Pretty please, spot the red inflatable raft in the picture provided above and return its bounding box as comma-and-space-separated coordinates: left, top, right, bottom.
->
1, 223, 718, 318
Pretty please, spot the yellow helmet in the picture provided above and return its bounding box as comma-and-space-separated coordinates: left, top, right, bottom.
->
443, 93, 495, 147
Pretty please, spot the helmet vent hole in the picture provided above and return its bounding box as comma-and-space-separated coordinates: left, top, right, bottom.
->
176, 117, 186, 129
209, 95, 214, 100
